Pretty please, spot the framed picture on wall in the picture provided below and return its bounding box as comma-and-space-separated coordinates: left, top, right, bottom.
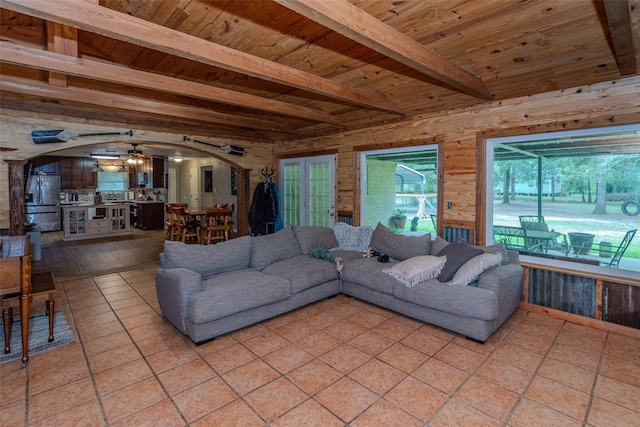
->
231, 168, 237, 195
204, 170, 213, 193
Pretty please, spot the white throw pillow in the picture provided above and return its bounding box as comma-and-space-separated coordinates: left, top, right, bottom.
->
450, 252, 503, 286
383, 255, 447, 287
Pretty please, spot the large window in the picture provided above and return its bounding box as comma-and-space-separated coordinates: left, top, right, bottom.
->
487, 125, 640, 272
361, 145, 438, 234
97, 171, 128, 191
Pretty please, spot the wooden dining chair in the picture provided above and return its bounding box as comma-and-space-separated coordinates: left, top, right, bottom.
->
165, 204, 176, 241
164, 204, 189, 241
221, 203, 235, 238
201, 208, 233, 245
173, 206, 201, 243
0, 235, 32, 366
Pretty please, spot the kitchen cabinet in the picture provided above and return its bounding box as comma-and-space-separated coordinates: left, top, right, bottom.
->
28, 156, 61, 175
130, 202, 164, 230
63, 204, 131, 241
56, 157, 97, 189
64, 207, 87, 239
128, 158, 164, 188
153, 157, 164, 188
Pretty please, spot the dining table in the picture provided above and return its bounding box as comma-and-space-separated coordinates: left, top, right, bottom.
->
522, 228, 564, 253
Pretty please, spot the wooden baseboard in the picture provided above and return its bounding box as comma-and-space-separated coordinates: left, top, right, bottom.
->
518, 302, 640, 340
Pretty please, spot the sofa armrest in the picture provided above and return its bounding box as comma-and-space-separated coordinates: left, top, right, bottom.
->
477, 263, 524, 314
155, 267, 203, 334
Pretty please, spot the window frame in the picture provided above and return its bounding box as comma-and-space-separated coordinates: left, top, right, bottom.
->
485, 123, 640, 273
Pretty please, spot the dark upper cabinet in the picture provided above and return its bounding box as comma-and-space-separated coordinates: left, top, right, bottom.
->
59, 158, 73, 189
27, 156, 61, 175
83, 158, 97, 187
153, 157, 164, 189
30, 156, 96, 189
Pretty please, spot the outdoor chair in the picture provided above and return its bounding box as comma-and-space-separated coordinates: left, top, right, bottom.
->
493, 225, 525, 251
430, 214, 437, 230
519, 215, 545, 224
606, 229, 637, 268
519, 215, 566, 253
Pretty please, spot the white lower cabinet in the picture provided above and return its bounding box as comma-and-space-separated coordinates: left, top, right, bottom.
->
63, 204, 131, 241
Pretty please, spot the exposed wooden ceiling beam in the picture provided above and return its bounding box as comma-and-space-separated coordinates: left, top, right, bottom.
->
274, 0, 493, 101
1, 97, 271, 142
0, 76, 295, 134
0, 41, 339, 125
1, 0, 402, 114
45, 22, 77, 86
602, 0, 637, 76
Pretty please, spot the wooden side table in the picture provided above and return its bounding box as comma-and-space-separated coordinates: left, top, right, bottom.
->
2, 272, 56, 354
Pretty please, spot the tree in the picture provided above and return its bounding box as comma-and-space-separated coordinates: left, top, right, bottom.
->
593, 176, 607, 214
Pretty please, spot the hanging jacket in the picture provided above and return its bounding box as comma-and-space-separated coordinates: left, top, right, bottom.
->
249, 182, 279, 235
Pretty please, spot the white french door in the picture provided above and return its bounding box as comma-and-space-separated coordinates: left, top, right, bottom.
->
280, 155, 335, 227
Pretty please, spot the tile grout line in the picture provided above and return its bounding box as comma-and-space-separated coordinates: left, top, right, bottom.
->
582, 331, 609, 426
107, 271, 192, 426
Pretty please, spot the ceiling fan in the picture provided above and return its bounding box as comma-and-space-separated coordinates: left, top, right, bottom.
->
126, 143, 145, 164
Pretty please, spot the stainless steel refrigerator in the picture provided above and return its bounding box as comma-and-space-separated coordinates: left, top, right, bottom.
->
25, 174, 61, 231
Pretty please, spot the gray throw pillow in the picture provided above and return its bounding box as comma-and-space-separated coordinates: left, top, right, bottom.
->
250, 227, 302, 270
436, 239, 483, 282
430, 236, 449, 255
292, 226, 339, 254
475, 242, 509, 264
370, 222, 431, 261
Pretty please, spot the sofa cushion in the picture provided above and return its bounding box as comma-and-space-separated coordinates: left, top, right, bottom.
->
370, 223, 431, 261
190, 269, 291, 324
293, 226, 339, 254
430, 236, 449, 255
332, 222, 374, 251
250, 227, 302, 270
262, 254, 340, 293
383, 255, 447, 287
393, 279, 499, 321
341, 257, 398, 295
436, 239, 483, 282
163, 236, 252, 277
450, 252, 503, 286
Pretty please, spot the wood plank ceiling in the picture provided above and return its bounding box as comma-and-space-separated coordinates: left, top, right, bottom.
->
1, 0, 638, 143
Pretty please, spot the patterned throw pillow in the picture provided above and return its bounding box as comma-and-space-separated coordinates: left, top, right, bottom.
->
332, 222, 374, 251
449, 252, 503, 286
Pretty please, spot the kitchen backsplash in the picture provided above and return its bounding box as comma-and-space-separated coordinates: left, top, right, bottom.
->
61, 188, 165, 202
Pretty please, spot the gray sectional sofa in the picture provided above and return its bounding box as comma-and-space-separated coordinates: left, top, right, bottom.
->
155, 224, 524, 344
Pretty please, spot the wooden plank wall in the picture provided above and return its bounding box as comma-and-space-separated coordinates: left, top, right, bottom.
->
274, 76, 640, 240
1, 76, 640, 232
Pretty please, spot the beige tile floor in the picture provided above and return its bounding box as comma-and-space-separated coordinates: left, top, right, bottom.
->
1, 266, 639, 426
